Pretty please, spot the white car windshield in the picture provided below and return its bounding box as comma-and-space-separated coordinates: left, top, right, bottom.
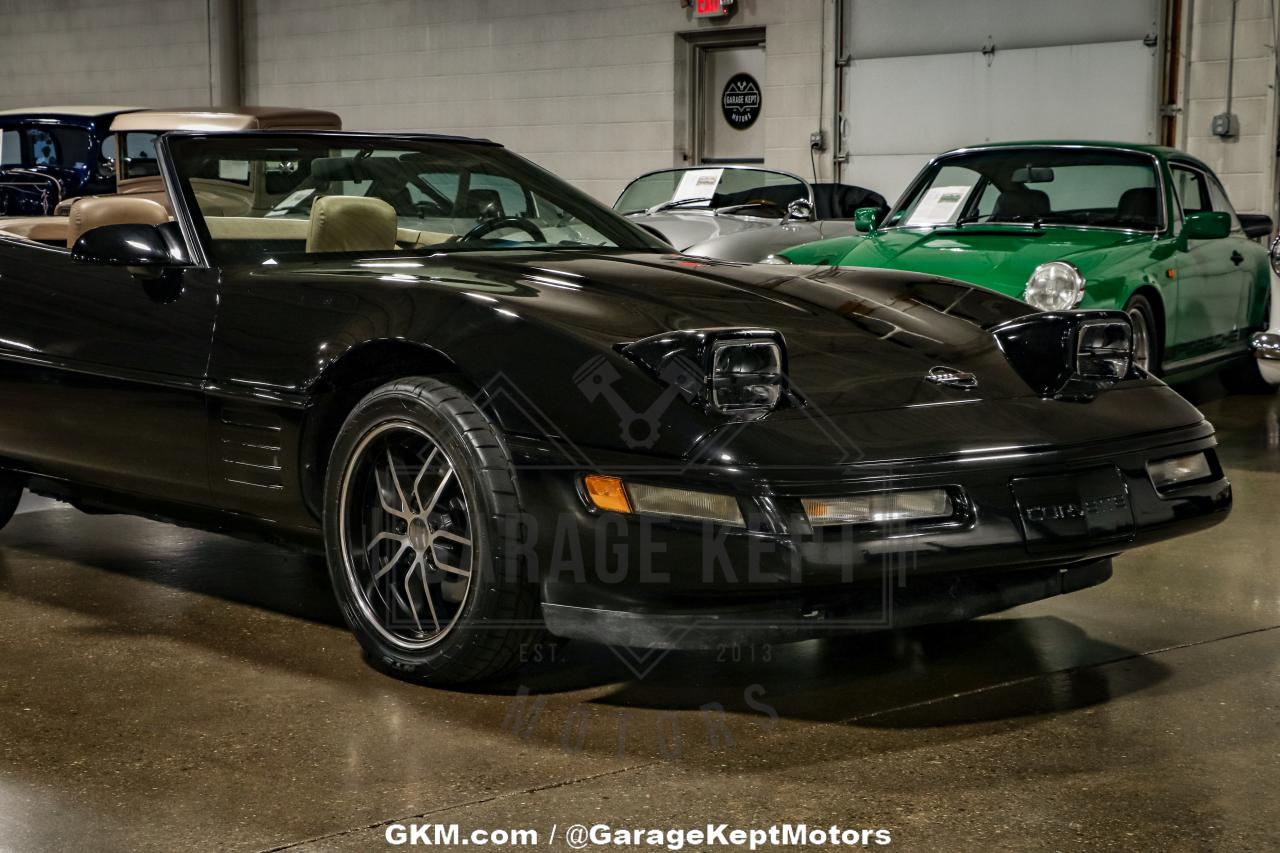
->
615, 167, 809, 218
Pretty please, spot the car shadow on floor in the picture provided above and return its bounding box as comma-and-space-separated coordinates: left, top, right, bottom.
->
0, 508, 1178, 738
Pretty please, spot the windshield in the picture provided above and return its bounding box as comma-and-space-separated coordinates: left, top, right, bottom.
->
888, 148, 1163, 232
0, 124, 93, 170
166, 135, 667, 264
615, 167, 808, 218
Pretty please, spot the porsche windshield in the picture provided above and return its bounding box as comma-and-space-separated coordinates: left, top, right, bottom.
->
887, 148, 1163, 232
615, 167, 808, 218
165, 134, 664, 263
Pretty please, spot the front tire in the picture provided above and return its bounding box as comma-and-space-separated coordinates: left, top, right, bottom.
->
1124, 294, 1161, 377
323, 377, 542, 684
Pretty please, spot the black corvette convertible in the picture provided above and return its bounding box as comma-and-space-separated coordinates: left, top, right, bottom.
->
0, 131, 1231, 683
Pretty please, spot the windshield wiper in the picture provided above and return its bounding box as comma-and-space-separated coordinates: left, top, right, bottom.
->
650, 197, 714, 213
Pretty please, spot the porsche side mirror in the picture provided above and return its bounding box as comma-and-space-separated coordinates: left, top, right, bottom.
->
1182, 211, 1231, 241
786, 198, 814, 221
853, 207, 879, 233
71, 223, 173, 269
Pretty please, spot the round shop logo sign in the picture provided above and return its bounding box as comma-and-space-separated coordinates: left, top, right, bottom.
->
721, 73, 762, 130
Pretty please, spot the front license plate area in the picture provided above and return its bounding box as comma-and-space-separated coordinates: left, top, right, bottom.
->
1011, 466, 1135, 554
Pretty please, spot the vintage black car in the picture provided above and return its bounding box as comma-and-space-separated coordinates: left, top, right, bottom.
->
0, 105, 140, 215
0, 131, 1231, 684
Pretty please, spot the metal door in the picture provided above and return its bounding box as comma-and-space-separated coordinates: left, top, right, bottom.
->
838, 0, 1162, 200
699, 43, 766, 164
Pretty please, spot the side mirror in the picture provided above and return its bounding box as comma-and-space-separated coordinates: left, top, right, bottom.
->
96, 158, 116, 180
853, 207, 879, 234
786, 198, 814, 221
71, 223, 174, 268
1183, 211, 1231, 241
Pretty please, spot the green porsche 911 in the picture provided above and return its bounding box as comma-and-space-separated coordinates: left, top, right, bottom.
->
778, 142, 1275, 390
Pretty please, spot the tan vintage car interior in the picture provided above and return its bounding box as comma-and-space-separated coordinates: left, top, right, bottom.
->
306, 196, 396, 253
2, 194, 457, 254
0, 197, 169, 248
65, 197, 170, 248
206, 211, 455, 251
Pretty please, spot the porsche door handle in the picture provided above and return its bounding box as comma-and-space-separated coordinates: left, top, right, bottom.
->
1231, 251, 1245, 266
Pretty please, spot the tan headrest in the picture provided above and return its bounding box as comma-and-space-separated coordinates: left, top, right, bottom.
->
306, 196, 397, 254
67, 196, 169, 248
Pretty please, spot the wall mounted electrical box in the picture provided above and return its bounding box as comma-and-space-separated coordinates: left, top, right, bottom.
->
1211, 112, 1238, 139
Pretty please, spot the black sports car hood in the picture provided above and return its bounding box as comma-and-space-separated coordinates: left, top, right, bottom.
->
395, 250, 1043, 414
233, 249, 1202, 467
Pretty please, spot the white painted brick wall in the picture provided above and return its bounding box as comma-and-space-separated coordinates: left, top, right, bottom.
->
0, 0, 214, 109
243, 0, 833, 202
1182, 0, 1278, 215
11, 1, 1272, 217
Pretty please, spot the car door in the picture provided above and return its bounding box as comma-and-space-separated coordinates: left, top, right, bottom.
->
0, 235, 217, 505
1168, 164, 1243, 361
1203, 172, 1265, 334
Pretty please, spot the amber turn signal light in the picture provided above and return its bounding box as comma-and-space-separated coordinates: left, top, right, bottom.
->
584, 474, 631, 513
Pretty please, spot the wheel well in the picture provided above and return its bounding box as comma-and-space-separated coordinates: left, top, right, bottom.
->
1127, 285, 1167, 351
300, 341, 464, 518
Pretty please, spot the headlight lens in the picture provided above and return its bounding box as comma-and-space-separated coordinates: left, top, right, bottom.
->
622, 328, 789, 420
710, 340, 784, 416
802, 489, 953, 527
1023, 261, 1086, 312
583, 475, 745, 526
1076, 319, 1133, 381
1147, 452, 1212, 491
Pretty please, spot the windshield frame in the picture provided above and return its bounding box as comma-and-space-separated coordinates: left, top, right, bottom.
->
614, 165, 814, 216
884, 144, 1168, 236
161, 130, 671, 268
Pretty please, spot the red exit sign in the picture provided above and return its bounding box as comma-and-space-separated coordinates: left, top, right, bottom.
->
693, 0, 734, 18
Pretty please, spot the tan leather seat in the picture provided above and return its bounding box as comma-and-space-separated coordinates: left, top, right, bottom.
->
306, 196, 397, 253
66, 196, 170, 249
0, 216, 70, 244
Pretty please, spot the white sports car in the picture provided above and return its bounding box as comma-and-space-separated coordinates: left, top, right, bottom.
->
1251, 236, 1280, 385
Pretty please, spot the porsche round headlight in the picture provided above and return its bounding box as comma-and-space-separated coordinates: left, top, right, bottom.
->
1268, 235, 1280, 275
1023, 261, 1085, 312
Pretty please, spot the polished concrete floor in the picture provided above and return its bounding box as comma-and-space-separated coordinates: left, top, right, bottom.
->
0, 382, 1277, 852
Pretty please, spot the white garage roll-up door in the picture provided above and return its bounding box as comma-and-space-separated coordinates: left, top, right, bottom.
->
840, 0, 1163, 202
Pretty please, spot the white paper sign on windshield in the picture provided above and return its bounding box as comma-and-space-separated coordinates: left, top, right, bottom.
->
265, 188, 316, 217
672, 168, 723, 202
905, 185, 972, 226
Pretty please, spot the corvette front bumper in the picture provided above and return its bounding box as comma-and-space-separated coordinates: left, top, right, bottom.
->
507, 420, 1230, 650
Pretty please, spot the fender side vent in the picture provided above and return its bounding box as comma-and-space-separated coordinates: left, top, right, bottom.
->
217, 407, 285, 491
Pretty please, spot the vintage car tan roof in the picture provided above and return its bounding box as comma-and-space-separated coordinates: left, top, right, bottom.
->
0, 105, 140, 117
109, 106, 342, 133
